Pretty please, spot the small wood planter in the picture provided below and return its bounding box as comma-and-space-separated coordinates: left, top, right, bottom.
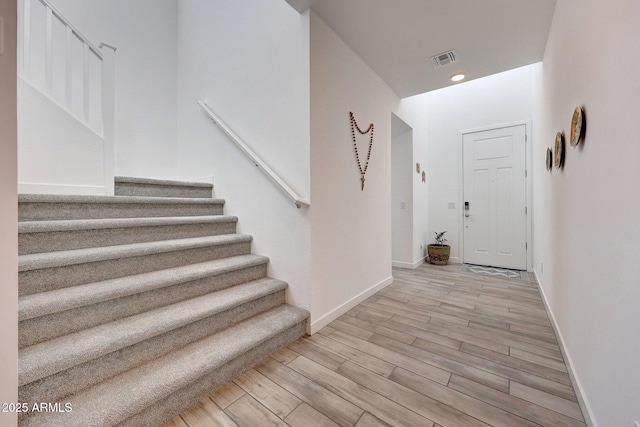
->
427, 244, 450, 265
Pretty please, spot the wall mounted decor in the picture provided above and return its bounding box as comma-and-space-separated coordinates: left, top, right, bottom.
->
554, 132, 565, 169
570, 106, 585, 148
349, 111, 375, 191
546, 147, 553, 171
422, 171, 426, 182
416, 163, 421, 173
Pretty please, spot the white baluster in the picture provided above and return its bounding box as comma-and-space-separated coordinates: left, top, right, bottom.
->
45, 5, 52, 94
83, 42, 90, 122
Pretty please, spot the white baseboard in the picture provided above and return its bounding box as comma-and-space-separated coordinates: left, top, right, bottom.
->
534, 270, 597, 427
392, 257, 426, 269
18, 182, 107, 195
309, 276, 394, 335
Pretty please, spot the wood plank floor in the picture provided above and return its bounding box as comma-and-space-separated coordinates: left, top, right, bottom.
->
163, 263, 586, 427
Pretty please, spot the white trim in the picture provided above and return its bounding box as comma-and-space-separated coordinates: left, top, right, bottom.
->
459, 120, 533, 271
392, 257, 426, 269
18, 182, 107, 195
309, 276, 394, 335
534, 269, 597, 427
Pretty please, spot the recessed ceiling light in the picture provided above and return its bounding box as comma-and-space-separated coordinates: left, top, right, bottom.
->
451, 73, 466, 82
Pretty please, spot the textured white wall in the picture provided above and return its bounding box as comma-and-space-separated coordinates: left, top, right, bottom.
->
176, 0, 311, 311
310, 11, 401, 332
533, 1, 640, 425
0, 0, 18, 425
43, 0, 179, 179
401, 65, 535, 263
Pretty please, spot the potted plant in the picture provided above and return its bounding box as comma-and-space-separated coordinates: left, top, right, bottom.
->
428, 231, 450, 265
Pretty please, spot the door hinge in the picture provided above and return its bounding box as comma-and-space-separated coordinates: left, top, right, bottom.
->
525, 170, 527, 178
525, 134, 528, 142
525, 206, 528, 214
526, 242, 528, 249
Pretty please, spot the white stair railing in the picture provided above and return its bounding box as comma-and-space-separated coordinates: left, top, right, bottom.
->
198, 101, 310, 209
18, 0, 116, 194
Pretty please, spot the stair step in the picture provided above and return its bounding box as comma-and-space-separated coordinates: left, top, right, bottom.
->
115, 176, 213, 199
18, 215, 238, 254
19, 234, 253, 295
19, 254, 269, 347
19, 194, 224, 221
19, 279, 291, 405
21, 305, 308, 427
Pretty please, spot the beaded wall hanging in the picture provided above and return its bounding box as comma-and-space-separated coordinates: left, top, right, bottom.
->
349, 111, 375, 191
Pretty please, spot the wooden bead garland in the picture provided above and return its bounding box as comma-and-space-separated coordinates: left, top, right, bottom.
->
349, 111, 375, 191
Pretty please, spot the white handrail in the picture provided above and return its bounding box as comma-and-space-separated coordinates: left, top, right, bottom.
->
40, 0, 103, 58
198, 101, 310, 209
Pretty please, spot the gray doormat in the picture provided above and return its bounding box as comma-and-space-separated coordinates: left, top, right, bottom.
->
460, 264, 529, 281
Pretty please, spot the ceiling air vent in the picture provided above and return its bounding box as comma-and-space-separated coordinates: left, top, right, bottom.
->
431, 50, 457, 68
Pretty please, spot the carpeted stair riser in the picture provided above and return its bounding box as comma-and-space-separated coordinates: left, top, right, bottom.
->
19, 195, 224, 221
20, 306, 308, 427
20, 262, 268, 347
19, 291, 286, 407
20, 279, 288, 386
19, 216, 238, 255
18, 176, 310, 426
19, 255, 269, 322
119, 322, 306, 427
19, 237, 252, 295
114, 177, 213, 199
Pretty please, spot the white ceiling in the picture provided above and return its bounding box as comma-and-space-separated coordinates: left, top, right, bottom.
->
287, 0, 557, 98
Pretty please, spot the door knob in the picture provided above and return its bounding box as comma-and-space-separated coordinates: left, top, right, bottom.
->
464, 201, 470, 217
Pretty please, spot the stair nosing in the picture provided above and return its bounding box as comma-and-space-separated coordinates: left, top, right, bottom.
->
21, 305, 308, 427
18, 194, 224, 204
19, 215, 238, 234
18, 234, 253, 272
19, 254, 269, 321
114, 176, 213, 188
18, 278, 289, 386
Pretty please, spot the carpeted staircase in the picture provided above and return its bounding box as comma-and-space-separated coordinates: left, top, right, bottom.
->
18, 177, 309, 427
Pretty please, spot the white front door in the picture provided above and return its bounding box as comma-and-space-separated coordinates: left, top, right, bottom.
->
463, 125, 527, 270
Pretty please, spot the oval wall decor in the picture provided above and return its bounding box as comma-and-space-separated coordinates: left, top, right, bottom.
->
570, 106, 585, 148
554, 132, 565, 169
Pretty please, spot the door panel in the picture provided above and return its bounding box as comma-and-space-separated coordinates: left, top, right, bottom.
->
463, 125, 526, 270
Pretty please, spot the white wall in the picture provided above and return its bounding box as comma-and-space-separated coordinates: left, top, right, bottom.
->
309, 11, 401, 332
533, 1, 640, 425
18, 79, 106, 194
40, 0, 179, 179
412, 123, 429, 265
176, 0, 311, 311
0, 0, 18, 425
401, 65, 535, 264
391, 124, 414, 267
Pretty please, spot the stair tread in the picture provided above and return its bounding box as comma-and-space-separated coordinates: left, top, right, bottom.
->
19, 234, 252, 272
19, 277, 289, 386
115, 176, 213, 188
19, 215, 237, 234
21, 305, 308, 427
18, 194, 224, 205
19, 254, 269, 321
